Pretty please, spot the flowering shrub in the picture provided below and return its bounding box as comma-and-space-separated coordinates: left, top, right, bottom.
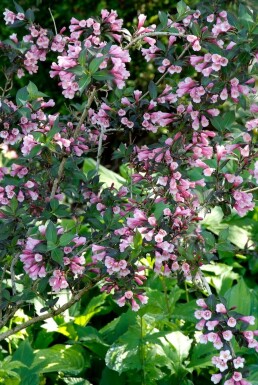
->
0, 1, 257, 384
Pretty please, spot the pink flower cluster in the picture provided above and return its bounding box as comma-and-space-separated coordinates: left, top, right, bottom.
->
49, 13, 130, 98
195, 298, 257, 384
19, 226, 86, 292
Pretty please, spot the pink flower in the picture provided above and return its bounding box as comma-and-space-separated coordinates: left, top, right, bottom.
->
233, 356, 245, 369
216, 303, 227, 313
239, 316, 255, 325
227, 317, 237, 327
137, 14, 147, 30
222, 330, 233, 341
211, 373, 222, 384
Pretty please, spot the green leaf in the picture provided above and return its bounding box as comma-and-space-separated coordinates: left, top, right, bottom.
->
158, 11, 168, 28
77, 325, 109, 358
148, 80, 157, 99
188, 343, 217, 369
50, 199, 59, 211
12, 340, 34, 367
51, 248, 64, 266
33, 345, 88, 374
27, 81, 48, 99
16, 87, 29, 106
59, 233, 75, 246
105, 326, 142, 374
25, 9, 35, 23
177, 0, 187, 16
89, 56, 106, 74
159, 331, 192, 379
46, 117, 61, 140
78, 49, 87, 67
92, 70, 113, 81
133, 230, 142, 249
78, 75, 91, 94
153, 202, 168, 220
74, 293, 107, 326
66, 65, 84, 76
46, 221, 57, 244
225, 278, 258, 327
13, 1, 24, 14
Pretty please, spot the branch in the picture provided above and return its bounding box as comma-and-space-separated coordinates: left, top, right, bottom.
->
139, 43, 191, 102
50, 156, 67, 200
0, 283, 93, 342
49, 8, 58, 36
96, 126, 106, 174
198, 268, 212, 296
10, 255, 19, 295
243, 186, 258, 193
49, 88, 96, 199
124, 31, 185, 50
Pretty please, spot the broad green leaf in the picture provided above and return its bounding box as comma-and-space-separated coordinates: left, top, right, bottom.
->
59, 233, 76, 246
16, 87, 29, 106
105, 326, 142, 374
33, 345, 88, 374
159, 331, 192, 380
12, 340, 34, 367
100, 310, 137, 344
100, 367, 127, 385
148, 80, 157, 99
74, 293, 107, 326
0, 369, 21, 385
201, 264, 239, 295
27, 81, 48, 99
51, 248, 64, 266
77, 325, 109, 358
153, 202, 168, 220
13, 1, 24, 13
92, 70, 113, 81
89, 56, 106, 74
78, 75, 91, 94
188, 343, 217, 369
224, 278, 258, 327
158, 11, 168, 28
66, 65, 84, 76
202, 207, 256, 249
46, 221, 57, 244
177, 0, 187, 16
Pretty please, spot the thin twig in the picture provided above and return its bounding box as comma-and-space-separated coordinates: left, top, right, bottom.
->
139, 43, 191, 102
0, 264, 7, 321
74, 87, 96, 139
198, 268, 212, 296
243, 186, 258, 193
96, 126, 105, 174
124, 31, 185, 50
49, 88, 96, 199
50, 156, 68, 200
10, 255, 19, 296
0, 282, 93, 342
49, 8, 58, 35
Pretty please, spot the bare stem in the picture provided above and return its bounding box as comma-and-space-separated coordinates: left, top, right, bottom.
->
0, 283, 93, 342
96, 126, 105, 174
198, 269, 212, 296
243, 186, 258, 193
10, 255, 19, 296
49, 8, 58, 35
139, 43, 190, 102
50, 88, 96, 199
124, 31, 185, 50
